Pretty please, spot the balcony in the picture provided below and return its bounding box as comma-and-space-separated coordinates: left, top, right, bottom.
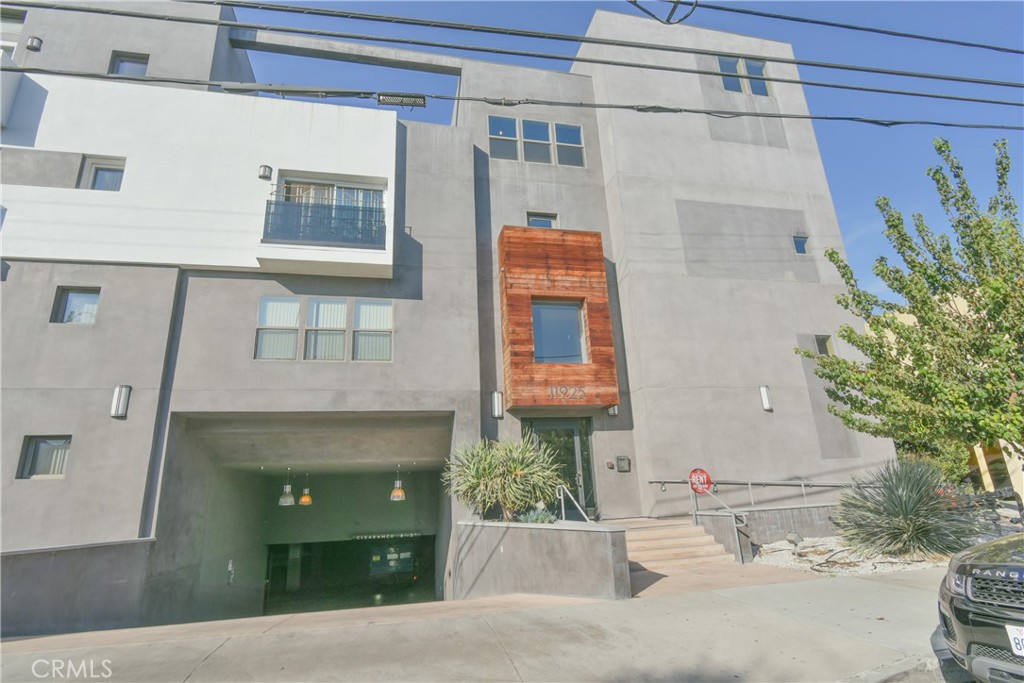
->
263, 200, 386, 250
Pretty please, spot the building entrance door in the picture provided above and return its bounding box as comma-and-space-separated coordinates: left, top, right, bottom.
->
523, 418, 596, 518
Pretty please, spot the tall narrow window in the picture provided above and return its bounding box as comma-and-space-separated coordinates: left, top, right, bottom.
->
555, 124, 585, 167
718, 56, 743, 92
353, 300, 393, 361
488, 116, 518, 160
305, 298, 347, 361
746, 59, 769, 96
109, 52, 149, 76
255, 296, 300, 360
52, 288, 100, 324
522, 120, 552, 164
793, 235, 809, 255
814, 335, 834, 356
19, 436, 71, 479
532, 301, 587, 364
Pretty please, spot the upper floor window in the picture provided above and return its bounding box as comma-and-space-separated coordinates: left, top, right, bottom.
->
79, 156, 126, 192
555, 124, 585, 167
51, 287, 100, 324
793, 235, 809, 255
264, 179, 386, 249
18, 436, 71, 479
814, 335, 834, 356
532, 300, 587, 364
254, 296, 392, 362
718, 56, 769, 96
527, 212, 558, 229
305, 298, 347, 361
353, 300, 393, 361
109, 52, 149, 77
522, 120, 552, 164
488, 116, 518, 160
255, 296, 300, 360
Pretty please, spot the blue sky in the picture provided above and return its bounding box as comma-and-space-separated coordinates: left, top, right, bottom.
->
237, 1, 1024, 297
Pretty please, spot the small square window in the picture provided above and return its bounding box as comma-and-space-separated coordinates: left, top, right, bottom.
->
353, 300, 393, 361
488, 116, 518, 160
18, 436, 71, 479
52, 287, 100, 324
718, 56, 743, 92
305, 298, 347, 361
814, 335, 834, 356
79, 156, 126, 192
255, 296, 300, 360
793, 236, 809, 255
527, 212, 558, 229
109, 52, 149, 77
532, 300, 587, 364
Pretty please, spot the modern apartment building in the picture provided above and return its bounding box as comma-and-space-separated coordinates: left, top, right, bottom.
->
0, 1, 894, 635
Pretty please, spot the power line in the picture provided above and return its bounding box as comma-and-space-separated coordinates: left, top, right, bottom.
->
6, 2, 1022, 109
648, 0, 1024, 56
103, 0, 1024, 89
9, 67, 1022, 131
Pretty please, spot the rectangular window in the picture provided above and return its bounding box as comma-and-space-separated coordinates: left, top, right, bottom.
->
109, 52, 149, 77
521, 119, 552, 164
814, 335, 834, 356
555, 124, 585, 167
745, 59, 769, 96
718, 56, 743, 92
18, 436, 71, 479
255, 296, 300, 360
79, 157, 126, 192
532, 300, 587, 364
353, 300, 393, 361
719, 56, 770, 96
305, 298, 347, 361
527, 212, 558, 229
793, 235, 809, 255
488, 116, 518, 160
51, 287, 100, 324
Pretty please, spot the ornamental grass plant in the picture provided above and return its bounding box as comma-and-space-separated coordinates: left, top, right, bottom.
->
834, 458, 984, 558
443, 433, 567, 522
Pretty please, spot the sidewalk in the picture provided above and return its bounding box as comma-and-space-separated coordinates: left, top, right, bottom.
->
1, 565, 947, 683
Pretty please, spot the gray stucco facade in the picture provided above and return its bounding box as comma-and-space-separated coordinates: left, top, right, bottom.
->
1, 3, 892, 635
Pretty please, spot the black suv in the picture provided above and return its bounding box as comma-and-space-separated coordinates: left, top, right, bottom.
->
939, 532, 1024, 682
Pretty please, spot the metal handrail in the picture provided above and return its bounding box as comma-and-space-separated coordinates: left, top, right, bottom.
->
556, 485, 596, 523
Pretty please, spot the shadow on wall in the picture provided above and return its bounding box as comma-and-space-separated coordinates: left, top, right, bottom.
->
0, 77, 47, 147
605, 258, 633, 432
472, 145, 498, 441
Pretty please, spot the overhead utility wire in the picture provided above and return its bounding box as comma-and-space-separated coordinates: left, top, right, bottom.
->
649, 0, 1024, 56
5, 2, 1022, 109
170, 0, 1024, 89
7, 67, 1021, 131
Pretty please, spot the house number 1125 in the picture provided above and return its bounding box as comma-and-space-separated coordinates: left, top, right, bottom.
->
549, 385, 586, 399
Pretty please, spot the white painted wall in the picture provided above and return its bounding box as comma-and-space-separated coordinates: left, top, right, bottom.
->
0, 51, 20, 127
0, 75, 397, 276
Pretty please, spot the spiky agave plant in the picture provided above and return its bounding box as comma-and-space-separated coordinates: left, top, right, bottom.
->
834, 459, 983, 558
443, 432, 568, 521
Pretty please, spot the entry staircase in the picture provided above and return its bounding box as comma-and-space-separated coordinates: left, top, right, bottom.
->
614, 517, 735, 572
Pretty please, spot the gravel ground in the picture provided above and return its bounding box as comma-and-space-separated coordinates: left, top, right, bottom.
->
751, 536, 950, 575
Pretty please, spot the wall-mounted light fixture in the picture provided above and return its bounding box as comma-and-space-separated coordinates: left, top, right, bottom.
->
298, 473, 313, 506
491, 390, 504, 419
759, 385, 773, 412
607, 405, 619, 417
278, 467, 295, 506
258, 164, 273, 181
390, 465, 406, 502
25, 36, 43, 52
110, 384, 132, 418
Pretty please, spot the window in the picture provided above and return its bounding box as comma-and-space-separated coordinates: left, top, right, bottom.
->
0, 9, 25, 58
255, 296, 300, 360
793, 235, 809, 255
18, 436, 71, 479
718, 56, 769, 96
353, 300, 393, 361
532, 300, 587, 364
109, 52, 149, 77
305, 298, 347, 361
555, 124, 585, 167
51, 288, 100, 324
488, 116, 518, 160
522, 120, 551, 164
527, 212, 558, 229
814, 335, 834, 356
79, 157, 126, 192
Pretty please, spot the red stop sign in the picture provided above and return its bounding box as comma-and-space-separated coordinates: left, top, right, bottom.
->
688, 468, 713, 495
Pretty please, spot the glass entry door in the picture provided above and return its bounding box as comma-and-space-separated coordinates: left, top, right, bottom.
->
523, 418, 596, 518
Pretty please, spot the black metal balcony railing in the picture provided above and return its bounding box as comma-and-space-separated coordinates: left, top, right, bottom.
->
263, 201, 386, 250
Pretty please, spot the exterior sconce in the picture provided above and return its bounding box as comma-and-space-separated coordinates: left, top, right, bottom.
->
26, 36, 43, 52
258, 164, 273, 181
607, 405, 619, 417
760, 385, 773, 412
491, 390, 504, 419
110, 384, 132, 418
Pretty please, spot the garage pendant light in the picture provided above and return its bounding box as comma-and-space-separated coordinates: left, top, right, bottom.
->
278, 467, 295, 507
390, 465, 406, 502
298, 473, 313, 506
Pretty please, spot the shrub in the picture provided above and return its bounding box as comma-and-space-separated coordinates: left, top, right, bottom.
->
516, 507, 557, 524
443, 433, 567, 521
834, 459, 984, 558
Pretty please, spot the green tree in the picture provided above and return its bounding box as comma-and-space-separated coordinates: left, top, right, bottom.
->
798, 139, 1023, 482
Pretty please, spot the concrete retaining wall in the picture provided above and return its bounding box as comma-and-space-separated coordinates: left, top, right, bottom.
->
699, 504, 836, 563
452, 521, 630, 600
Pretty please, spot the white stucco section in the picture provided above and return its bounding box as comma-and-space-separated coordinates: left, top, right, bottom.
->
0, 75, 397, 276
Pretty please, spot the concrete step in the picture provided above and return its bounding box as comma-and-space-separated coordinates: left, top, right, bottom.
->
626, 535, 717, 552
625, 525, 708, 541
630, 554, 736, 572
612, 516, 693, 530
628, 543, 729, 562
